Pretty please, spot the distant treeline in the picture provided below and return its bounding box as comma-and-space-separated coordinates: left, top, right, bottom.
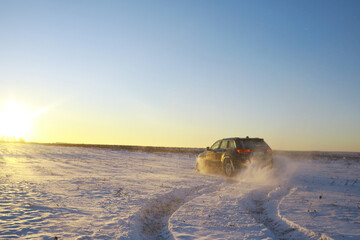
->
3, 141, 359, 160
29, 142, 204, 155
275, 150, 360, 161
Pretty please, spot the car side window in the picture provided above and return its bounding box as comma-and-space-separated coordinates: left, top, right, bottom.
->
210, 140, 221, 150
220, 140, 228, 149
228, 140, 235, 149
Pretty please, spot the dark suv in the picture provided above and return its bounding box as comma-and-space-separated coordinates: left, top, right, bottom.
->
196, 137, 273, 176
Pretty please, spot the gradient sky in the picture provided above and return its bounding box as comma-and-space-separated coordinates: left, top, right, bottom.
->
1, 0, 359, 151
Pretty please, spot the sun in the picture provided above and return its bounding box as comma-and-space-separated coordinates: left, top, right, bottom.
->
0, 101, 32, 141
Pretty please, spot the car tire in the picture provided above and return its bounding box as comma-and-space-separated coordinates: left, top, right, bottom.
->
223, 158, 234, 177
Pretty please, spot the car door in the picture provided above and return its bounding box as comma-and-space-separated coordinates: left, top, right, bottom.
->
206, 140, 222, 167
215, 140, 228, 161
236, 140, 249, 162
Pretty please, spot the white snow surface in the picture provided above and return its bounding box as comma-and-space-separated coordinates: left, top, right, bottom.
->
0, 143, 359, 239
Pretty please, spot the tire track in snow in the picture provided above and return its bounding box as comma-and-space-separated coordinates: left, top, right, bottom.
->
131, 183, 221, 240
240, 185, 333, 240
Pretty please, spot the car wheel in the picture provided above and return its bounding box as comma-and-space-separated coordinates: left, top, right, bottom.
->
223, 159, 233, 177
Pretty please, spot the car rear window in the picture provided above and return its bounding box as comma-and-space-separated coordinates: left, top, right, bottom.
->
243, 139, 268, 149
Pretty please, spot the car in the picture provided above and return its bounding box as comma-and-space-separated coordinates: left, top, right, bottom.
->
196, 137, 273, 177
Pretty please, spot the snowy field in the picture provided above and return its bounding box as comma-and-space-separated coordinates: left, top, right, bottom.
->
0, 143, 359, 239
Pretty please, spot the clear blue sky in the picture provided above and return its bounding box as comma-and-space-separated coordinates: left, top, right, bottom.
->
1, 0, 359, 151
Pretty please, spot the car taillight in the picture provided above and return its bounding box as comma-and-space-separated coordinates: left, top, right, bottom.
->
237, 149, 250, 153
267, 149, 272, 152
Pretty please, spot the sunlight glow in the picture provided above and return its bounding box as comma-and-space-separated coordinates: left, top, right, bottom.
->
0, 101, 32, 141
0, 101, 48, 142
